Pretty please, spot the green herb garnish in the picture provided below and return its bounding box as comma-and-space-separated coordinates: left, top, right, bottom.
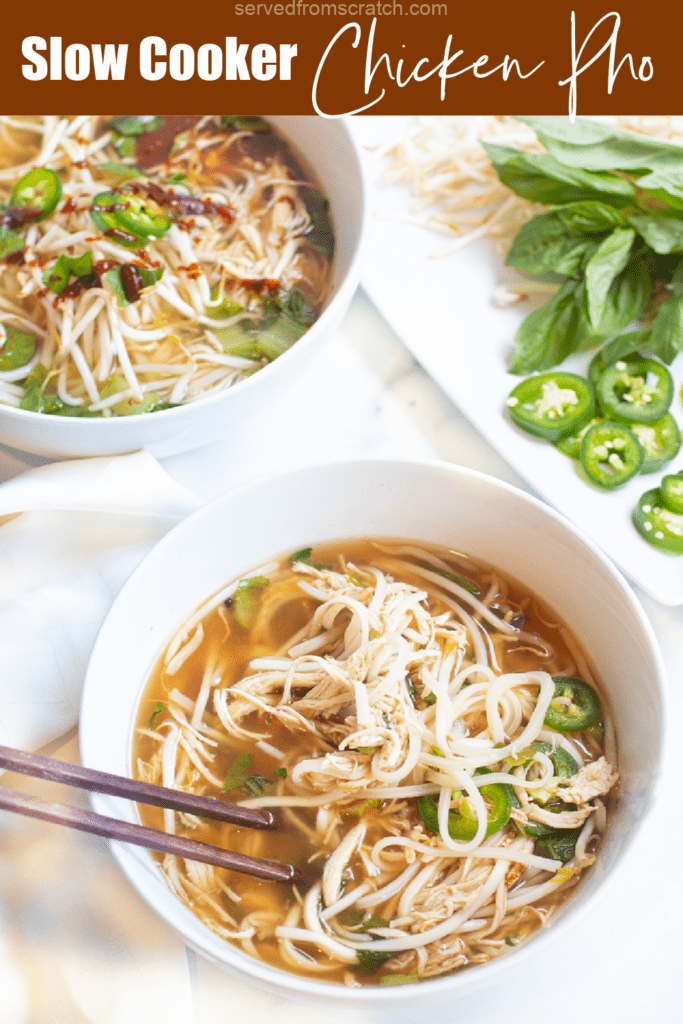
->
223, 752, 254, 792
232, 576, 270, 629
484, 116, 683, 372
148, 701, 166, 729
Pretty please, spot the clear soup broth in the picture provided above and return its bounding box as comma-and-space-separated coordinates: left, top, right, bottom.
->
134, 538, 617, 986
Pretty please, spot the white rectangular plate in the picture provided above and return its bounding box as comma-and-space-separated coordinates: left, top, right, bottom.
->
351, 116, 683, 605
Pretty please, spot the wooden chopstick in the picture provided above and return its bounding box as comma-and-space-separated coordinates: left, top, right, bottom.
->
0, 744, 274, 828
0, 744, 302, 884
0, 786, 301, 883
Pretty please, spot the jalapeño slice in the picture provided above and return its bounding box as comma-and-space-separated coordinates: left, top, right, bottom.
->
579, 420, 643, 489
506, 372, 595, 443
630, 414, 682, 474
597, 356, 673, 424
544, 677, 601, 732
10, 167, 63, 221
418, 768, 512, 842
114, 192, 171, 239
89, 191, 147, 249
661, 472, 683, 514
633, 487, 683, 554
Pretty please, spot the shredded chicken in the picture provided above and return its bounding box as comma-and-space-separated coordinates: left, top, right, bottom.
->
135, 542, 619, 985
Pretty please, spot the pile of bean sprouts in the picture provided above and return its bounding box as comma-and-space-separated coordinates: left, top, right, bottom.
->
0, 115, 330, 413
370, 114, 683, 304
136, 543, 618, 985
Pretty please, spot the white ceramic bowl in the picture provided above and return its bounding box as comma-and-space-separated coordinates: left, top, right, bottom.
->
80, 458, 666, 1006
0, 117, 366, 459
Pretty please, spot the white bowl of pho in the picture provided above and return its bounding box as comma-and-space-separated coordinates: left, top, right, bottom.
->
0, 115, 365, 457
80, 458, 665, 1003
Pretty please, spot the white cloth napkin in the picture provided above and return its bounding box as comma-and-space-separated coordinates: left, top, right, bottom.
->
0, 452, 203, 1024
0, 451, 202, 751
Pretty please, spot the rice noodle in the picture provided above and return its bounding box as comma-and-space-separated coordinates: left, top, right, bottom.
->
135, 539, 618, 986
0, 115, 332, 415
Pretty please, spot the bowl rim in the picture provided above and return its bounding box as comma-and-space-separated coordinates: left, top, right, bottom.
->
79, 455, 668, 1002
0, 116, 369, 429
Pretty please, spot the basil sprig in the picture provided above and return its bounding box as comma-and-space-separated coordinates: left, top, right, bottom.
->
487, 117, 683, 371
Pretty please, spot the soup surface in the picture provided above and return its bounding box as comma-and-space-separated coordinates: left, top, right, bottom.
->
134, 538, 618, 986
0, 115, 332, 416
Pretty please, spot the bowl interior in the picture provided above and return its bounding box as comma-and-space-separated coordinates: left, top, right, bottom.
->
80, 459, 665, 1002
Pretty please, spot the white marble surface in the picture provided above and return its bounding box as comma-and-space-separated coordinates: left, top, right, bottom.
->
1, 288, 681, 1023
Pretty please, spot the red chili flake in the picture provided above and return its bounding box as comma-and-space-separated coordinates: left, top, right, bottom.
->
74, 160, 88, 169
241, 278, 280, 296
61, 197, 77, 214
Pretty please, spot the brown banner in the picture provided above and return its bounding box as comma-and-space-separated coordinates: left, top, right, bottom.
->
2, 0, 677, 114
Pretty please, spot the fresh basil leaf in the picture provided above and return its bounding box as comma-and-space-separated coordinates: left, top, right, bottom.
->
482, 142, 637, 206
282, 287, 316, 327
505, 210, 597, 277
579, 256, 650, 347
300, 186, 334, 258
518, 117, 683, 173
628, 212, 683, 254
510, 279, 584, 374
634, 170, 683, 211
0, 324, 36, 371
42, 251, 95, 294
556, 201, 626, 234
353, 950, 393, 975
97, 161, 148, 181
109, 116, 162, 137
649, 290, 683, 364
599, 328, 651, 365
223, 752, 254, 792
584, 227, 636, 328
242, 773, 274, 797
104, 265, 163, 306
534, 826, 582, 863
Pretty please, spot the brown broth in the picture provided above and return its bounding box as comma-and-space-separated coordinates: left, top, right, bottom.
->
133, 538, 611, 985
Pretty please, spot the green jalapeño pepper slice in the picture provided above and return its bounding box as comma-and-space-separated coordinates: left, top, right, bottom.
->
556, 417, 603, 459
418, 768, 512, 842
661, 472, 683, 514
544, 677, 601, 732
506, 373, 595, 443
530, 740, 580, 779
630, 414, 682, 474
597, 357, 673, 423
90, 191, 148, 249
114, 192, 171, 239
579, 420, 643, 489
633, 488, 683, 554
10, 167, 63, 221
